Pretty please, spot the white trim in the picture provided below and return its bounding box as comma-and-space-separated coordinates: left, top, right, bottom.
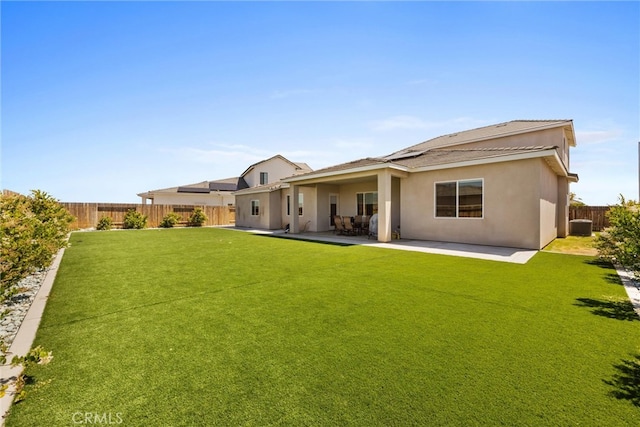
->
283, 163, 408, 184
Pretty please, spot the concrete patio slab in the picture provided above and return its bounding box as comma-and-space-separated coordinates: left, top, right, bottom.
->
229, 227, 538, 264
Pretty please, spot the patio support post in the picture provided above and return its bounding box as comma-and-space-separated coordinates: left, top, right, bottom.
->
377, 169, 392, 242
290, 185, 300, 234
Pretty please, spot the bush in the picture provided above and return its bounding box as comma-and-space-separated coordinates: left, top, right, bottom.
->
123, 210, 147, 229
188, 208, 207, 227
1, 190, 74, 301
96, 216, 113, 230
159, 212, 181, 228
595, 196, 640, 276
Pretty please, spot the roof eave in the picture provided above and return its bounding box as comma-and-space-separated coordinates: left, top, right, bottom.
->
283, 162, 408, 184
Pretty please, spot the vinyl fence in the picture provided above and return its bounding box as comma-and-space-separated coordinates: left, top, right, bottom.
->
569, 206, 610, 231
62, 203, 235, 230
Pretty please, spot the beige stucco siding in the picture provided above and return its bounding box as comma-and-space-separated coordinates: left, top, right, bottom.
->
279, 186, 318, 231
235, 192, 274, 229
400, 159, 548, 249
243, 157, 301, 187
539, 160, 560, 249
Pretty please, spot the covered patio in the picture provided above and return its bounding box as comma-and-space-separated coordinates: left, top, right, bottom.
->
284, 161, 408, 243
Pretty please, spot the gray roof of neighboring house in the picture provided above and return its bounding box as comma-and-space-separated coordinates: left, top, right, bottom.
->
140, 177, 241, 197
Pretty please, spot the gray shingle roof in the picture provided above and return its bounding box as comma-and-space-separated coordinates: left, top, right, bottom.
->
393, 146, 558, 169
388, 120, 572, 156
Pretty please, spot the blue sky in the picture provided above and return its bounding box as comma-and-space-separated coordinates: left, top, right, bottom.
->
1, 1, 638, 205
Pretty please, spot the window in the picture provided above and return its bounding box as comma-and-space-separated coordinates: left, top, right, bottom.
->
287, 194, 303, 215
251, 200, 260, 216
356, 192, 378, 216
435, 179, 483, 218
260, 172, 268, 185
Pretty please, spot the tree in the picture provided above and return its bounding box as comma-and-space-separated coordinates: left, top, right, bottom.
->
570, 192, 586, 207
594, 195, 640, 276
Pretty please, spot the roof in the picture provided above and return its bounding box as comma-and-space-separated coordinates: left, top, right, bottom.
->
284, 119, 578, 184
138, 177, 240, 198
387, 120, 575, 158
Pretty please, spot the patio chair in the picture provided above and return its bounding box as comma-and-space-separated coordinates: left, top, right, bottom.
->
333, 215, 346, 235
354, 215, 364, 235
343, 216, 357, 236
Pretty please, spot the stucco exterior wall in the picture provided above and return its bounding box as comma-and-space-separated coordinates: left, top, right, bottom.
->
279, 186, 317, 231
539, 161, 560, 249
150, 192, 234, 206
234, 192, 274, 229
243, 157, 301, 188
400, 159, 547, 249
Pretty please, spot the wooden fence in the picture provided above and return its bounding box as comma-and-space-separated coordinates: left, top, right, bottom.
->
62, 203, 235, 230
569, 206, 610, 231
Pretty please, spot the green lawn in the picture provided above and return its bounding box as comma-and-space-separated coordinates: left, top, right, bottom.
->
6, 228, 639, 426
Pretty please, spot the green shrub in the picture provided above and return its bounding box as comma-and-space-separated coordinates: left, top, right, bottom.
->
96, 216, 113, 230
0, 190, 74, 301
159, 212, 181, 228
595, 195, 640, 276
188, 208, 207, 227
123, 210, 147, 229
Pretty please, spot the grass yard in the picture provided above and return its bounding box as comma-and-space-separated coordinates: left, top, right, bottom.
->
6, 228, 639, 426
543, 234, 599, 256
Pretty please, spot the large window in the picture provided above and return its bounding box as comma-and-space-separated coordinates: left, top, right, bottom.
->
251, 200, 260, 216
357, 192, 378, 216
260, 172, 268, 185
435, 179, 483, 218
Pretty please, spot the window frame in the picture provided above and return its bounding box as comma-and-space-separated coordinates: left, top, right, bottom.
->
251, 200, 260, 216
259, 172, 268, 185
298, 193, 304, 216
356, 191, 378, 216
434, 178, 484, 219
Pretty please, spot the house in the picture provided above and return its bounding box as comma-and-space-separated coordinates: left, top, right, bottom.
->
138, 177, 238, 206
138, 155, 312, 208
232, 155, 314, 229
234, 120, 578, 250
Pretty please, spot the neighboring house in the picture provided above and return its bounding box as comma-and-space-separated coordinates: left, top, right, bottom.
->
138, 155, 312, 208
138, 177, 238, 206
233, 156, 314, 229
234, 120, 579, 250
